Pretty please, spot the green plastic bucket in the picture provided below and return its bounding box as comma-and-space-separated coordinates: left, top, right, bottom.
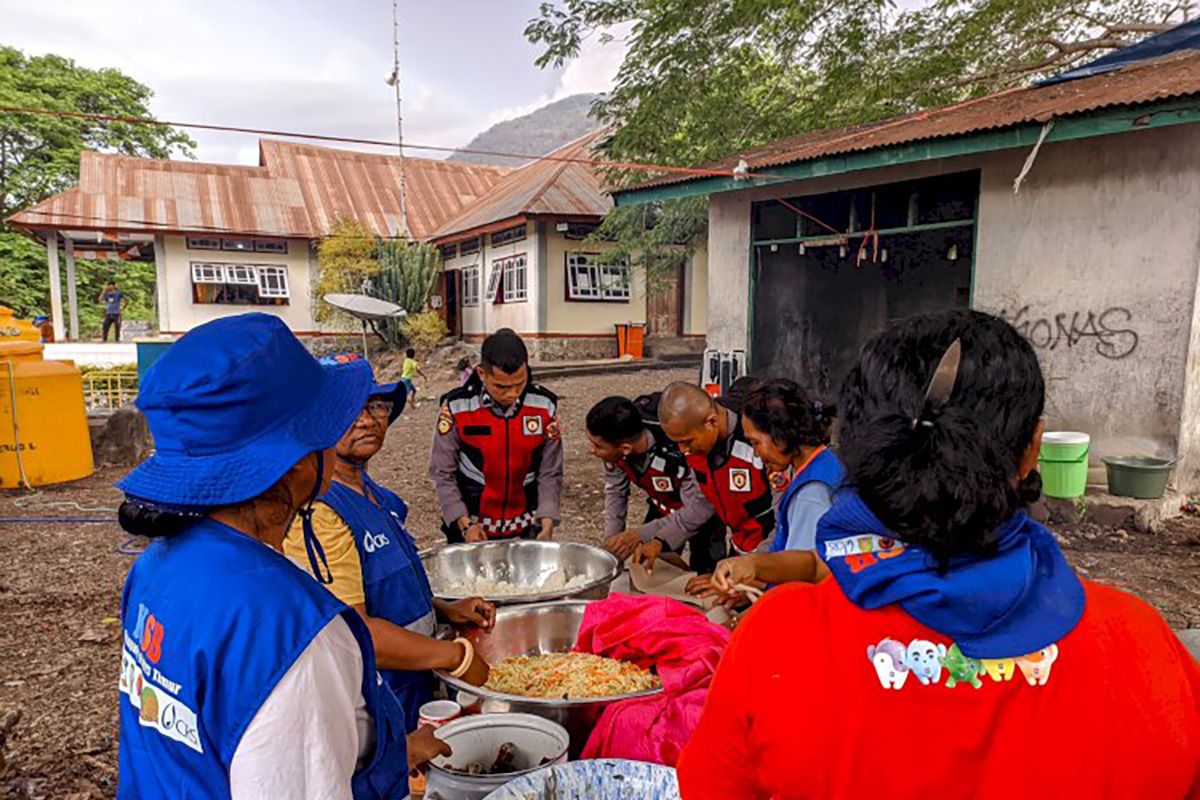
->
1039, 432, 1090, 499
1102, 456, 1174, 499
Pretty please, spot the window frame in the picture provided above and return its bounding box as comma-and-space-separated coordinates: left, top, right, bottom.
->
565, 252, 631, 303
461, 265, 481, 306
499, 253, 527, 303
256, 265, 291, 299
458, 237, 481, 256
490, 224, 527, 248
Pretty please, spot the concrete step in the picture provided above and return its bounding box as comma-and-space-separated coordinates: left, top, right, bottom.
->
1033, 485, 1183, 533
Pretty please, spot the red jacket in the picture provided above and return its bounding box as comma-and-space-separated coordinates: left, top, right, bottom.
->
430, 381, 563, 538
679, 579, 1200, 799
686, 408, 775, 552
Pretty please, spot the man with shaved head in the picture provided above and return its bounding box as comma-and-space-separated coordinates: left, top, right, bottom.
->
639, 381, 777, 572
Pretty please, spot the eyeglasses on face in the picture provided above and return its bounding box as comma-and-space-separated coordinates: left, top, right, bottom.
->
364, 399, 393, 419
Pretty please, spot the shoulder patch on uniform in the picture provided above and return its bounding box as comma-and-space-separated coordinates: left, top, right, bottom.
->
769, 470, 789, 492
437, 405, 453, 435
545, 417, 561, 441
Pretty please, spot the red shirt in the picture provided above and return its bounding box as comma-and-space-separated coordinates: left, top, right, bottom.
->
678, 579, 1200, 799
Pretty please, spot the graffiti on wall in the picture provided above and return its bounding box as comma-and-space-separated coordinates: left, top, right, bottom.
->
997, 305, 1139, 360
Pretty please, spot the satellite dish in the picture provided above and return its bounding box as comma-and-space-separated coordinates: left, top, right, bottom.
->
323, 293, 408, 321
322, 294, 408, 360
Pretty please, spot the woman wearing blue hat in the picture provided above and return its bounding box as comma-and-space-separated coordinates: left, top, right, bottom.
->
285, 372, 495, 734
115, 313, 445, 800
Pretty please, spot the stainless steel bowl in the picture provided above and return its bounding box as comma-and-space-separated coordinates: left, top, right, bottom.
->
435, 600, 662, 755
422, 540, 620, 605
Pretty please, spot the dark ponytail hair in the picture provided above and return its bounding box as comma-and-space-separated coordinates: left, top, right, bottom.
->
118, 499, 205, 539
742, 379, 835, 454
838, 310, 1044, 565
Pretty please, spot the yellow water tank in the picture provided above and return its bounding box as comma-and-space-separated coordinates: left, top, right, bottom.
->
0, 306, 41, 343
0, 334, 95, 488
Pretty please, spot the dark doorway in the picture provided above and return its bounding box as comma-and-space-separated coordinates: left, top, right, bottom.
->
444, 270, 462, 338
750, 171, 977, 396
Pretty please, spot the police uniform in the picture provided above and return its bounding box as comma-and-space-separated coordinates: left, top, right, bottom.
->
687, 406, 778, 554
429, 377, 563, 541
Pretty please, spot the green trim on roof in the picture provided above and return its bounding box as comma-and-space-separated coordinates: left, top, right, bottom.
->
612, 98, 1200, 206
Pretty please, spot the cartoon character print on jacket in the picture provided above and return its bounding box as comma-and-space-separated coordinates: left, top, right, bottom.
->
867, 638, 910, 690
942, 644, 985, 689
980, 657, 1016, 682
1015, 644, 1059, 686
905, 639, 947, 686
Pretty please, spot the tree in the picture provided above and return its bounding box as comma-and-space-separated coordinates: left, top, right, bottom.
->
0, 46, 194, 321
369, 241, 442, 348
314, 216, 383, 323
526, 0, 1194, 270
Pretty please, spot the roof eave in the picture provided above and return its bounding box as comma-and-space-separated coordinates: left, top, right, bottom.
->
612, 97, 1200, 207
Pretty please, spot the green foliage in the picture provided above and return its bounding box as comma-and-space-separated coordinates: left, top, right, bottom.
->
0, 45, 195, 221
315, 217, 382, 323
368, 241, 441, 347
0, 45, 193, 331
398, 311, 450, 352
526, 0, 1189, 273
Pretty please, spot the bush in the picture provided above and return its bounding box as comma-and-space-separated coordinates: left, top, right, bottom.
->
399, 311, 449, 352
315, 217, 381, 323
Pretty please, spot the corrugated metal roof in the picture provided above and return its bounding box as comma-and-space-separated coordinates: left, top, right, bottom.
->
259, 139, 510, 240
429, 128, 612, 240
8, 140, 512, 241
628, 50, 1200, 192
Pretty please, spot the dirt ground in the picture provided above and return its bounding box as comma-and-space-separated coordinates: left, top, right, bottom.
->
1, 364, 1198, 799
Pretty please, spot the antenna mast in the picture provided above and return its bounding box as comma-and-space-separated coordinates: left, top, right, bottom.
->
390, 0, 409, 240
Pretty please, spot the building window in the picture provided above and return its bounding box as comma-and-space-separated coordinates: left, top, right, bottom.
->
566, 252, 630, 302
562, 222, 599, 241
190, 262, 290, 306
440, 243, 458, 260
462, 266, 480, 306
458, 237, 480, 256
500, 254, 527, 302
188, 236, 286, 254
186, 237, 223, 251
256, 266, 290, 298
490, 224, 527, 248
486, 261, 504, 303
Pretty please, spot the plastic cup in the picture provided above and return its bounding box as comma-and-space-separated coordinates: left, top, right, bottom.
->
418, 700, 462, 729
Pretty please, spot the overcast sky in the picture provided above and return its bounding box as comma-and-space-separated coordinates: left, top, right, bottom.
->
0, 0, 626, 164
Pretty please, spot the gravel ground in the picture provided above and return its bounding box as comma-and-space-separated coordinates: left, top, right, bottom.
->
1, 363, 1197, 798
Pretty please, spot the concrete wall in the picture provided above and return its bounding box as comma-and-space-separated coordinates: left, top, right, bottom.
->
450, 223, 538, 337
685, 243, 709, 336
972, 125, 1200, 477
160, 235, 318, 333
703, 123, 1200, 489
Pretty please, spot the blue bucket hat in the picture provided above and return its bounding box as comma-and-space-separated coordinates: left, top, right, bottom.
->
318, 353, 408, 423
117, 313, 372, 507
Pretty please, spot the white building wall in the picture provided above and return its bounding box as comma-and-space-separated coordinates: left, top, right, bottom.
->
159, 235, 318, 333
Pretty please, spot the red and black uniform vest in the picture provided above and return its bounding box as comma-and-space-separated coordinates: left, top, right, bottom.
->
687, 413, 776, 552
440, 381, 559, 538
615, 421, 690, 520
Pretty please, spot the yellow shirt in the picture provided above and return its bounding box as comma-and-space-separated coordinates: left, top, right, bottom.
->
284, 501, 366, 606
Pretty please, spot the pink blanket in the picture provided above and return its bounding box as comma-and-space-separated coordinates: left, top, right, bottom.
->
573, 593, 730, 766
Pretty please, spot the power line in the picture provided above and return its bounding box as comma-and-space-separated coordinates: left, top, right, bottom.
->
0, 104, 789, 182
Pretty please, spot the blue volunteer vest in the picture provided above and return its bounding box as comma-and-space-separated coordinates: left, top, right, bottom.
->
117, 519, 409, 800
322, 474, 437, 732
769, 447, 846, 553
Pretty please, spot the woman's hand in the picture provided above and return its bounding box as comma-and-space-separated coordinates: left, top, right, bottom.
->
460, 650, 490, 687
712, 555, 757, 595
407, 724, 452, 771
441, 598, 495, 630
603, 530, 641, 562
632, 539, 665, 572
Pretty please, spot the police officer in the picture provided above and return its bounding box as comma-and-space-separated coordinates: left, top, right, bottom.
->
430, 328, 563, 542
638, 381, 778, 573
586, 394, 726, 573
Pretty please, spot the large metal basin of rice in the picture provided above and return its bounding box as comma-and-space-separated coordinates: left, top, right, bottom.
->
422, 540, 619, 605
435, 600, 662, 755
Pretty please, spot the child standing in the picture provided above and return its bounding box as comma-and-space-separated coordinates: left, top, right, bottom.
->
400, 348, 427, 407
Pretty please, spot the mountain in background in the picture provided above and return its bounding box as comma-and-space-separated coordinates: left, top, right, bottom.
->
449, 93, 600, 168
